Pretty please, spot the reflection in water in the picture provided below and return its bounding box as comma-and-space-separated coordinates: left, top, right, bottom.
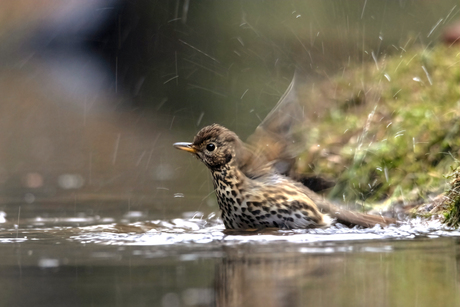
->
215, 251, 317, 307
0, 217, 459, 306
214, 239, 460, 307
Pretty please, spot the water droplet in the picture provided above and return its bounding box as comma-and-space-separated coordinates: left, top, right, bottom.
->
58, 174, 84, 189
24, 193, 35, 204
38, 258, 59, 268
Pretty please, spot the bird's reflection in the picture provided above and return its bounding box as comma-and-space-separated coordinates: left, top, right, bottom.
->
213, 247, 337, 307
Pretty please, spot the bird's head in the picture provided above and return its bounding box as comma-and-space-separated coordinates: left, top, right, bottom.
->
174, 124, 241, 170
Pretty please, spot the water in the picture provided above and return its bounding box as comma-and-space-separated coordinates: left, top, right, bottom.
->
1, 214, 460, 307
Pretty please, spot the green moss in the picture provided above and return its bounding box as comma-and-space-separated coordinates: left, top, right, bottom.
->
299, 44, 460, 206
443, 167, 460, 227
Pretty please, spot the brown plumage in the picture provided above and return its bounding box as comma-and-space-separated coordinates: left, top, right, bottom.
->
174, 74, 395, 229
174, 124, 394, 229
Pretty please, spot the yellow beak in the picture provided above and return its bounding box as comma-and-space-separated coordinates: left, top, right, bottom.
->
173, 142, 197, 154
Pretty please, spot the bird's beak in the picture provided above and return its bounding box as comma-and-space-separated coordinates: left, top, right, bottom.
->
173, 142, 197, 154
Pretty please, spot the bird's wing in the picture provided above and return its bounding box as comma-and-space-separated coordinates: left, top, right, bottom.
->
241, 71, 307, 177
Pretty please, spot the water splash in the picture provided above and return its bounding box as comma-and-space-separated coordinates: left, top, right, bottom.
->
68, 217, 460, 246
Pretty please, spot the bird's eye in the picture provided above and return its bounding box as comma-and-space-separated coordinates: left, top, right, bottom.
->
206, 143, 216, 152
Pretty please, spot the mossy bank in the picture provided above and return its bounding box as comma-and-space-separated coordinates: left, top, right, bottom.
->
298, 44, 460, 214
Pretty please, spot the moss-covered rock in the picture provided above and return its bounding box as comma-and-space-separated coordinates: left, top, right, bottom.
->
442, 166, 460, 227
299, 44, 460, 207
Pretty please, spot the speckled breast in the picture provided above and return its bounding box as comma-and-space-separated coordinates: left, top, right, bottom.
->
211, 167, 329, 229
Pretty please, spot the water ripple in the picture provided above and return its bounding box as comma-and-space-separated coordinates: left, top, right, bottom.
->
68, 217, 460, 246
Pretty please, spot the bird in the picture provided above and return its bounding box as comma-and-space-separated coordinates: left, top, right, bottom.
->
173, 74, 395, 230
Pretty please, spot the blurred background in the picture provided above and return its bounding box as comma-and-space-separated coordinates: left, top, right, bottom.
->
0, 0, 458, 221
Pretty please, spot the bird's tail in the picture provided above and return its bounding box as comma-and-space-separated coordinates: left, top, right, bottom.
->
329, 208, 395, 228
303, 187, 396, 228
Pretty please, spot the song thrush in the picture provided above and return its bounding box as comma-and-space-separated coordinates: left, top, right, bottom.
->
174, 75, 395, 229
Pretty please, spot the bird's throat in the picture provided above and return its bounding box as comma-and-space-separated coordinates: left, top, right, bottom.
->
210, 164, 247, 225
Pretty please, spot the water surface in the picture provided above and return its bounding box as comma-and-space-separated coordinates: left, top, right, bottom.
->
1, 213, 459, 307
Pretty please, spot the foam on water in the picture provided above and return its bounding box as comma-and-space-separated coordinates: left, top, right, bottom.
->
68, 216, 460, 246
